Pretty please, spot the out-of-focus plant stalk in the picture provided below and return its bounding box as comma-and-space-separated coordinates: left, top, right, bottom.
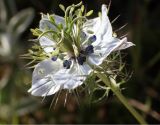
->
97, 73, 148, 125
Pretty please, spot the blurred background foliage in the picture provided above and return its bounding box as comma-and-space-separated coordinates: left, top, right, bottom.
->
0, 0, 160, 124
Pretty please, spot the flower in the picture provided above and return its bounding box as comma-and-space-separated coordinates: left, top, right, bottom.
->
28, 3, 134, 97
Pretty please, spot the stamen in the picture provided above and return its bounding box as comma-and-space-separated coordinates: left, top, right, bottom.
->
85, 45, 94, 55
89, 35, 96, 42
51, 56, 57, 61
77, 55, 86, 65
63, 60, 72, 69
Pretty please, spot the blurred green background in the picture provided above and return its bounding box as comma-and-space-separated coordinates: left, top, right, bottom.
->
0, 0, 160, 124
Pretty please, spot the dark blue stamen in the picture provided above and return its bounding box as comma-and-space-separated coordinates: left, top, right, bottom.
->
85, 45, 94, 55
51, 56, 57, 61
89, 35, 96, 42
77, 55, 86, 65
63, 60, 72, 69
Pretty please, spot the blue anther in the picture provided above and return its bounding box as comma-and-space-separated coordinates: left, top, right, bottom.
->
77, 55, 86, 65
85, 45, 94, 55
63, 60, 72, 69
51, 56, 57, 61
89, 35, 96, 42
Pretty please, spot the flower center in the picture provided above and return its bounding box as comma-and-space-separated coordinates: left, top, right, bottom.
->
52, 32, 96, 69
61, 35, 95, 68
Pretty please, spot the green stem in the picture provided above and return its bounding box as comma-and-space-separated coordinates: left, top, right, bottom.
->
97, 73, 148, 125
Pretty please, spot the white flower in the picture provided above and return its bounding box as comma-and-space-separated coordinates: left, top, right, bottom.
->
28, 4, 134, 97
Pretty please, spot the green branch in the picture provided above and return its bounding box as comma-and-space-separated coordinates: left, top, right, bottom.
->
97, 73, 148, 125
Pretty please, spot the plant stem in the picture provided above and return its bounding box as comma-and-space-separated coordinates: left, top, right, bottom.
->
97, 73, 148, 125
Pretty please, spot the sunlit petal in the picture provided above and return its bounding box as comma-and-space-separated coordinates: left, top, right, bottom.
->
83, 4, 112, 46
88, 38, 123, 65
114, 37, 135, 51
39, 36, 55, 53
40, 14, 65, 31
28, 59, 92, 96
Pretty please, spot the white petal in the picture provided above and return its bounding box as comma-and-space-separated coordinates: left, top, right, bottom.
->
54, 61, 92, 90
114, 37, 135, 51
28, 78, 49, 93
28, 59, 62, 96
83, 17, 100, 36
88, 38, 123, 65
83, 4, 112, 46
39, 14, 65, 31
32, 59, 62, 84
88, 54, 104, 66
39, 14, 65, 53
30, 81, 52, 96
52, 15, 65, 26
42, 84, 61, 97
79, 63, 92, 75
28, 59, 92, 96
100, 4, 112, 38
39, 36, 55, 53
